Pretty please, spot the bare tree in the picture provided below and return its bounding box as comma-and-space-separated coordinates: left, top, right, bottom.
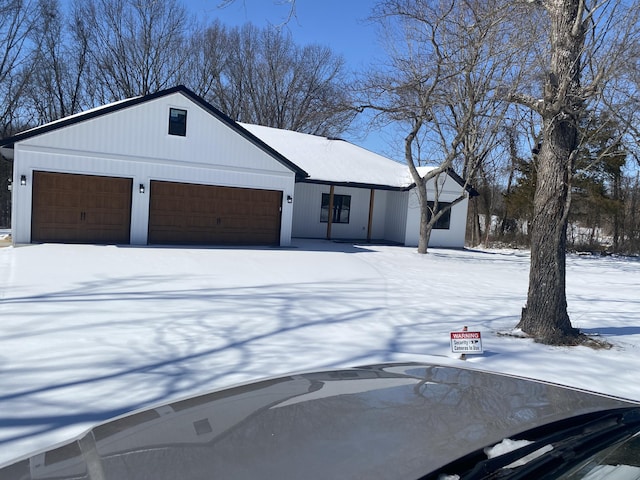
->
0, 0, 41, 228
194, 22, 354, 137
217, 0, 298, 27
361, 0, 525, 253
507, 0, 640, 344
0, 0, 40, 134
26, 0, 91, 123
77, 0, 194, 102
184, 20, 230, 103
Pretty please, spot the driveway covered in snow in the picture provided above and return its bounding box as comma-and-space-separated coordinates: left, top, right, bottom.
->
0, 240, 639, 465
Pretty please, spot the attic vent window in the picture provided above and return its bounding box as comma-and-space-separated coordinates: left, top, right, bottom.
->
168, 108, 187, 136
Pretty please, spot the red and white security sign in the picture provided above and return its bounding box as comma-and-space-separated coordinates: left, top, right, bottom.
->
450, 330, 483, 354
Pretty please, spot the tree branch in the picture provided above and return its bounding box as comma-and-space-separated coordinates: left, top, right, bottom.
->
504, 91, 544, 114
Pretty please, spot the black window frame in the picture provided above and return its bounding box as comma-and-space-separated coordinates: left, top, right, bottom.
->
428, 201, 451, 230
321, 193, 351, 224
168, 108, 187, 136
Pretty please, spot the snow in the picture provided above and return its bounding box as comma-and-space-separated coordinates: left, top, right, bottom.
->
485, 438, 535, 458
484, 438, 553, 468
0, 240, 639, 466
241, 123, 417, 187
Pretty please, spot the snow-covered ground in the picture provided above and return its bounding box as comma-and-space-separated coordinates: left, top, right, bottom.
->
0, 240, 639, 466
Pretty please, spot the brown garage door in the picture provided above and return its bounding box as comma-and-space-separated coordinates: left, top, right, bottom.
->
32, 171, 132, 244
148, 181, 282, 246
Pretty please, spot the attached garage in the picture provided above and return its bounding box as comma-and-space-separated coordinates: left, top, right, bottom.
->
1, 86, 304, 247
148, 181, 282, 245
32, 171, 132, 244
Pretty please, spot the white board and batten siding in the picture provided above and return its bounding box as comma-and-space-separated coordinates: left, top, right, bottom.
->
11, 92, 297, 245
383, 190, 409, 245
292, 183, 393, 241
404, 188, 469, 248
292, 178, 467, 248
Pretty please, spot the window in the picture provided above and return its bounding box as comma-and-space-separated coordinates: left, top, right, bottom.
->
321, 193, 351, 224
428, 201, 451, 229
168, 108, 187, 136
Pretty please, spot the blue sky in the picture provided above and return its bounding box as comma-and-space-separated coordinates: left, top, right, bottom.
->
194, 1, 380, 70
189, 0, 401, 159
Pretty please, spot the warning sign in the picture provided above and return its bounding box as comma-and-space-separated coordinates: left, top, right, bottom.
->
450, 331, 483, 354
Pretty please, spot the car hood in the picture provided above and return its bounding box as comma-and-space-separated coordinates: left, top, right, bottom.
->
1, 362, 637, 480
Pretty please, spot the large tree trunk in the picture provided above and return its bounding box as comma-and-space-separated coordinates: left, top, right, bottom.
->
469, 197, 481, 246
517, 0, 584, 344
418, 220, 433, 254
417, 185, 431, 254
517, 125, 578, 343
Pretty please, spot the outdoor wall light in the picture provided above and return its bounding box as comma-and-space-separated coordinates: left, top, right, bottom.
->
20, 175, 27, 186
287, 195, 293, 203
139, 184, 145, 194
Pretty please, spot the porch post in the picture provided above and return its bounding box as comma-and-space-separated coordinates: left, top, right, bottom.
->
326, 185, 334, 240
367, 189, 375, 242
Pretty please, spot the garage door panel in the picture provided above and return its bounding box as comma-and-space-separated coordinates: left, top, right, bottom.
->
150, 214, 178, 228
38, 227, 77, 241
86, 193, 120, 208
186, 216, 218, 228
85, 211, 130, 226
31, 204, 78, 225
82, 227, 129, 243
148, 180, 282, 245
32, 171, 132, 244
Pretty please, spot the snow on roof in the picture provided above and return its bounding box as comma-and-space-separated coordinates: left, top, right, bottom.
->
241, 123, 418, 188
18, 97, 138, 136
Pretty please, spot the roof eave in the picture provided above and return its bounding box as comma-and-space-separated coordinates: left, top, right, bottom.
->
405, 168, 479, 197
298, 178, 409, 191
446, 168, 480, 197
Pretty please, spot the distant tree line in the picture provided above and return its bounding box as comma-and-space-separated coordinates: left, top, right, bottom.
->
465, 112, 640, 256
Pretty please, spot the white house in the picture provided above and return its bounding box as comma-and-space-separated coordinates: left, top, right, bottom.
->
0, 86, 476, 248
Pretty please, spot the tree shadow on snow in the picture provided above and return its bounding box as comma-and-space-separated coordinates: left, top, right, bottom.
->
0, 273, 386, 450
581, 326, 640, 337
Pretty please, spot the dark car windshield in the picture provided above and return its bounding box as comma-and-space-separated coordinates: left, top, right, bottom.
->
420, 407, 640, 480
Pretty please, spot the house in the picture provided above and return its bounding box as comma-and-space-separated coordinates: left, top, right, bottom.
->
0, 86, 475, 248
